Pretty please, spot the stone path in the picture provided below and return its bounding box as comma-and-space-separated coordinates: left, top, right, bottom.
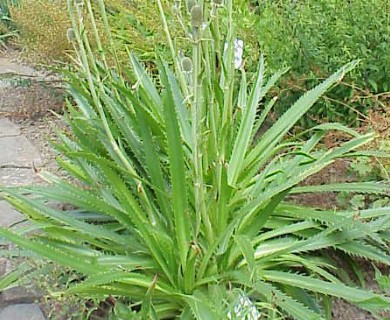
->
0, 53, 67, 319
0, 58, 35, 77
0, 119, 46, 317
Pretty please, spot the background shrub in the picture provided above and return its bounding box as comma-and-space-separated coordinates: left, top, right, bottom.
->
6, 0, 183, 65
0, 0, 18, 45
105, 0, 183, 63
8, 0, 72, 63
251, 0, 390, 127
5, 0, 258, 68
4, 0, 390, 128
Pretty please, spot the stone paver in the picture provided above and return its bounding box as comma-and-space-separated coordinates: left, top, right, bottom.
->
0, 120, 44, 317
0, 201, 25, 228
0, 188, 43, 315
0, 304, 45, 320
0, 119, 42, 186
0, 167, 40, 186
0, 58, 35, 77
0, 286, 41, 308
0, 119, 20, 137
0, 58, 58, 320
0, 136, 42, 168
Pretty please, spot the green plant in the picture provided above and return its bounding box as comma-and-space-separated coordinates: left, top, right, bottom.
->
8, 0, 73, 63
251, 0, 390, 127
1, 0, 390, 319
105, 0, 185, 64
337, 156, 390, 210
0, 0, 18, 45
5, 0, 185, 65
6, 0, 120, 64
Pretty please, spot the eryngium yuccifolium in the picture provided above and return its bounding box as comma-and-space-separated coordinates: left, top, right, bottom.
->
190, 5, 203, 28
186, 0, 197, 13
181, 57, 193, 72
66, 28, 76, 42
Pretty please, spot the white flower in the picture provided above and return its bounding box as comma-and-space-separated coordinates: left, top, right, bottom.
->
227, 293, 261, 320
225, 39, 244, 69
234, 39, 244, 69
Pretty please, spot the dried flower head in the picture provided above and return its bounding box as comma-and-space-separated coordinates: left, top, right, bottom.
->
66, 28, 76, 42
190, 5, 203, 29
186, 0, 197, 13
181, 57, 193, 72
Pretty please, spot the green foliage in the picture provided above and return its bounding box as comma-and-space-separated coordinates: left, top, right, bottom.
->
375, 266, 390, 293
106, 0, 259, 70
1, 0, 390, 319
7, 0, 73, 63
104, 0, 186, 64
5, 0, 140, 64
337, 156, 390, 210
251, 0, 390, 127
0, 0, 18, 45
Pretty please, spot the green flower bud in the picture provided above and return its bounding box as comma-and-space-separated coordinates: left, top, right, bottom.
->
66, 28, 76, 42
181, 57, 193, 72
190, 5, 203, 28
186, 0, 197, 13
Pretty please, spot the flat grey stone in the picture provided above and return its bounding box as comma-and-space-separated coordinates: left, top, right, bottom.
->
0, 286, 41, 308
0, 257, 42, 307
0, 58, 35, 77
0, 258, 7, 278
0, 168, 40, 186
0, 119, 20, 137
0, 304, 45, 320
0, 256, 42, 308
0, 136, 42, 168
0, 201, 25, 228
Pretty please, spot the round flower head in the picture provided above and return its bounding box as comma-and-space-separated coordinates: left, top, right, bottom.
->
181, 57, 193, 72
66, 28, 76, 42
186, 0, 197, 13
171, 3, 179, 13
190, 5, 203, 29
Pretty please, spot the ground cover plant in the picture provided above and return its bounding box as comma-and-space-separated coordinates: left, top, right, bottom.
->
251, 0, 390, 127
7, 0, 72, 63
4, 0, 256, 68
4, 0, 185, 65
0, 0, 18, 46
0, 0, 390, 319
